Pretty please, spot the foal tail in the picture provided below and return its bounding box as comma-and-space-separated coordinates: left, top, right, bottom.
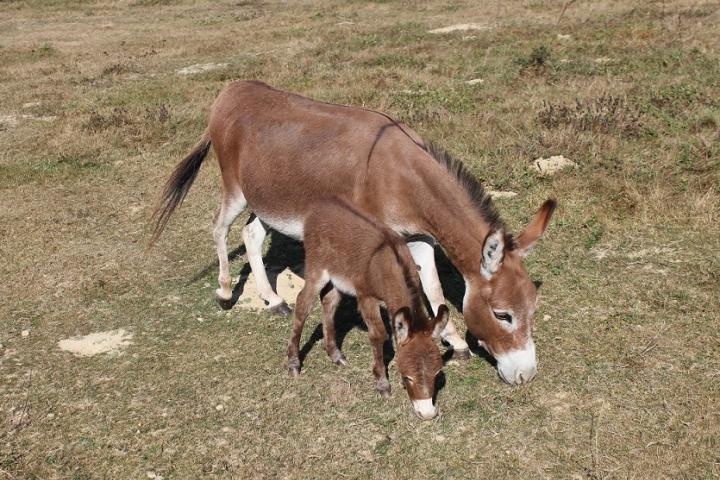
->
149, 130, 212, 246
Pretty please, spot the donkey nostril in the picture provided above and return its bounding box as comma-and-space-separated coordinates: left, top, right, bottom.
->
517, 373, 525, 385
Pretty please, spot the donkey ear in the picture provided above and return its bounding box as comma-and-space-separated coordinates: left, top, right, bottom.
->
515, 199, 557, 258
393, 308, 411, 345
431, 305, 450, 339
481, 230, 505, 279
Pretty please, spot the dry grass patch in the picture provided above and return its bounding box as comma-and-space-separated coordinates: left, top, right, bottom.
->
1, 0, 719, 479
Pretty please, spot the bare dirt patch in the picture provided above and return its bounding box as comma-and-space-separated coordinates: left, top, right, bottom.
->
176, 63, 229, 75
58, 329, 133, 357
428, 23, 492, 34
236, 268, 305, 310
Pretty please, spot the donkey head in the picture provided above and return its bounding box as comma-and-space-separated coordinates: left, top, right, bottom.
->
393, 305, 449, 420
464, 199, 556, 385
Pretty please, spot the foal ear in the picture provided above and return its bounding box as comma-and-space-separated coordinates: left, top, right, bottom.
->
393, 308, 411, 345
515, 198, 557, 258
481, 230, 505, 279
431, 305, 450, 339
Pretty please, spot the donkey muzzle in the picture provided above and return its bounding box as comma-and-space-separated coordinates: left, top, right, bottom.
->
495, 339, 537, 386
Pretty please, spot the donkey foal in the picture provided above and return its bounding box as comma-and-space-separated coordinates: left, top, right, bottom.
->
287, 199, 448, 419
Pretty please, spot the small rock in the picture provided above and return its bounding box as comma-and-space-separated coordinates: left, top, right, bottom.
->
594, 57, 614, 64
429, 23, 492, 34
215, 404, 224, 411
336, 21, 354, 26
533, 155, 577, 176
146, 472, 163, 480
556, 34, 571, 40
47, 413, 55, 419
21, 329, 30, 338
465, 78, 484, 85
22, 102, 42, 109
543, 314, 551, 321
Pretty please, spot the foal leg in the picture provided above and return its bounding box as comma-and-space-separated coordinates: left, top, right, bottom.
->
320, 287, 347, 366
287, 272, 325, 376
358, 297, 391, 397
213, 192, 247, 309
407, 240, 470, 360
242, 216, 291, 315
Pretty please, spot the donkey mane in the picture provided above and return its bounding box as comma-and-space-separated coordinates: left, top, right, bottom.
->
424, 143, 516, 249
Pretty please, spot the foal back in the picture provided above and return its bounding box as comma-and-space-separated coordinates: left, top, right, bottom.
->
302, 199, 420, 308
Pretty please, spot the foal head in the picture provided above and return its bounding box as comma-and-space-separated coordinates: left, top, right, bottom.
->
393, 305, 449, 420
463, 199, 556, 385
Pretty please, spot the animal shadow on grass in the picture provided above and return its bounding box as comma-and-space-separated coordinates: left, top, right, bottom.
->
433, 245, 497, 368
190, 228, 372, 369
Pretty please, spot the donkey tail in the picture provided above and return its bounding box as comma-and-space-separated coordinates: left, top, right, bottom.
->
149, 130, 212, 246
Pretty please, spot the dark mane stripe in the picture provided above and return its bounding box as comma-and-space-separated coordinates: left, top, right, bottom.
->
425, 143, 515, 249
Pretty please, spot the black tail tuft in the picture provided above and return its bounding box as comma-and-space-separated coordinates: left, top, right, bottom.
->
149, 131, 211, 246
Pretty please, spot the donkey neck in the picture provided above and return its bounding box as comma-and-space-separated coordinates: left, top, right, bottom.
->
403, 154, 496, 277
371, 245, 426, 323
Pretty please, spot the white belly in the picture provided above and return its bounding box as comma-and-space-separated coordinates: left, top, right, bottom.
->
329, 275, 357, 296
259, 215, 304, 240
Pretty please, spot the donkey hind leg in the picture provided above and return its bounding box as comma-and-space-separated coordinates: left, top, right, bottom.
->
320, 287, 347, 366
407, 240, 470, 360
213, 192, 247, 310
287, 273, 325, 376
242, 216, 292, 316
357, 298, 391, 397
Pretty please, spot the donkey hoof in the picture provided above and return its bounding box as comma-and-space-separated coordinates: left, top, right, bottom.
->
451, 348, 471, 361
270, 302, 292, 317
216, 297, 233, 310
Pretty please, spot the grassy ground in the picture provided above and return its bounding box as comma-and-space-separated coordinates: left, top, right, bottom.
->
2, 0, 719, 478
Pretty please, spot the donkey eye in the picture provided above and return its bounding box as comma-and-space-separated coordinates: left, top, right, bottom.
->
493, 311, 513, 323
402, 376, 414, 384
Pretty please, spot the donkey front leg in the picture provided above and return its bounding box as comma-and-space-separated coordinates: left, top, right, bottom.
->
358, 298, 391, 397
407, 240, 470, 360
320, 287, 348, 366
287, 275, 324, 377
213, 192, 247, 309
242, 216, 292, 315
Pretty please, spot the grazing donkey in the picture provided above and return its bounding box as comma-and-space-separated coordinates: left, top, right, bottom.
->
287, 198, 448, 420
152, 80, 556, 385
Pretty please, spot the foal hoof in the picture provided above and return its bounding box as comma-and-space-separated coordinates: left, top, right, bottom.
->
270, 302, 292, 317
376, 379, 391, 398
288, 358, 300, 378
216, 297, 233, 311
451, 348, 471, 361
332, 352, 349, 367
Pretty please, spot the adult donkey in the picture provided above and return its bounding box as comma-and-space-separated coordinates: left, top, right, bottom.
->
152, 80, 556, 385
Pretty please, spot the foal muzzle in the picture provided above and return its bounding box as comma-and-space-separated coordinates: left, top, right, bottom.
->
412, 398, 438, 420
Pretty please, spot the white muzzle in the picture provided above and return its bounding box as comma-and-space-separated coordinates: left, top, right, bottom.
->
412, 398, 438, 420
495, 339, 537, 385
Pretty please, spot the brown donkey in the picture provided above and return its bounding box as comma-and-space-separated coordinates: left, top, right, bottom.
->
287, 198, 448, 419
152, 80, 556, 385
